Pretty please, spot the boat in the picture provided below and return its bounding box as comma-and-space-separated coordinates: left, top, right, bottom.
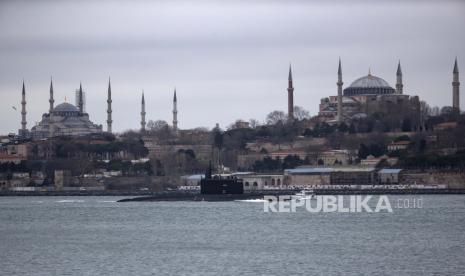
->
234, 199, 267, 203
292, 189, 316, 200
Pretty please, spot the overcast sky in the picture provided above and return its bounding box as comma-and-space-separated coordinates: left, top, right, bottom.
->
0, 0, 464, 134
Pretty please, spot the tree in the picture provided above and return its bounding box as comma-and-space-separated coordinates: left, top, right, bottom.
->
193, 127, 210, 132
184, 149, 196, 159
252, 156, 281, 172
368, 143, 386, 157
358, 143, 369, 159
212, 127, 223, 149
282, 155, 306, 169
441, 106, 454, 115
372, 120, 385, 133
418, 139, 426, 152
312, 122, 334, 137
429, 106, 440, 116
249, 119, 260, 129
348, 123, 356, 134
76, 159, 94, 184
420, 100, 431, 126
401, 118, 412, 132
175, 149, 199, 173
54, 140, 79, 158
394, 135, 411, 142
32, 144, 39, 159
120, 130, 142, 140
266, 111, 287, 125
146, 120, 173, 140
150, 158, 164, 176
294, 106, 310, 120
147, 120, 169, 132
376, 159, 389, 168
337, 122, 348, 133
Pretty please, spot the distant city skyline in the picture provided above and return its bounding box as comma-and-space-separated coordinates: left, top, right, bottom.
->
0, 0, 464, 134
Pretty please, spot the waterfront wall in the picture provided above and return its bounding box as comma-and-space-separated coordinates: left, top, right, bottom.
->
103, 176, 152, 190
432, 172, 465, 189
401, 171, 465, 188
284, 174, 330, 187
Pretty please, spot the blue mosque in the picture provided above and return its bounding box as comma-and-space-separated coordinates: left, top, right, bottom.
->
19, 81, 105, 140
17, 78, 179, 140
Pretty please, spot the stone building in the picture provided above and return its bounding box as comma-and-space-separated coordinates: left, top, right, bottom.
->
387, 140, 412, 151
235, 173, 284, 191
317, 150, 352, 166
54, 170, 72, 191
284, 167, 332, 188
378, 169, 402, 184
9, 172, 31, 188
0, 143, 30, 164
28, 81, 103, 139
31, 102, 103, 139
143, 137, 213, 160
319, 61, 421, 128
284, 166, 376, 187
330, 167, 376, 185
237, 153, 265, 169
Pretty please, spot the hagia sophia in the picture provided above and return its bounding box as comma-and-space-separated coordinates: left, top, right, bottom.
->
17, 58, 460, 139
318, 60, 420, 125
288, 58, 460, 128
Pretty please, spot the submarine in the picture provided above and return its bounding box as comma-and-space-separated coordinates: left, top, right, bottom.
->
200, 162, 244, 195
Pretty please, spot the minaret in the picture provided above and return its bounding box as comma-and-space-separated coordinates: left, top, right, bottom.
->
287, 64, 294, 121
141, 91, 146, 132
452, 57, 460, 112
107, 77, 113, 133
49, 77, 54, 113
20, 81, 27, 132
396, 60, 403, 94
78, 83, 84, 113
49, 78, 55, 137
337, 58, 343, 122
173, 88, 178, 133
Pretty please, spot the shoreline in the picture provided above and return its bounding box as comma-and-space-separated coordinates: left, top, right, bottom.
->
119, 189, 465, 202
1, 189, 465, 201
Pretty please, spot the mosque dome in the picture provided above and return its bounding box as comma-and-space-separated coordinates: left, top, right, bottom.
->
344, 73, 395, 96
52, 102, 80, 116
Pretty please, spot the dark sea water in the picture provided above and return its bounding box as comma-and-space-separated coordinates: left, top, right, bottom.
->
1, 195, 465, 276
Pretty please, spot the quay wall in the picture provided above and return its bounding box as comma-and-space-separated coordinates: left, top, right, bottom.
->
401, 172, 465, 188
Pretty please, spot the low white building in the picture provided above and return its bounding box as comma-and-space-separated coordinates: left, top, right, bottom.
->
387, 141, 412, 151
9, 172, 30, 187
318, 150, 352, 166
378, 169, 402, 184
234, 173, 284, 191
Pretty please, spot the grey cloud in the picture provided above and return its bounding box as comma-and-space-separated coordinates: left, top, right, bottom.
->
0, 0, 464, 134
